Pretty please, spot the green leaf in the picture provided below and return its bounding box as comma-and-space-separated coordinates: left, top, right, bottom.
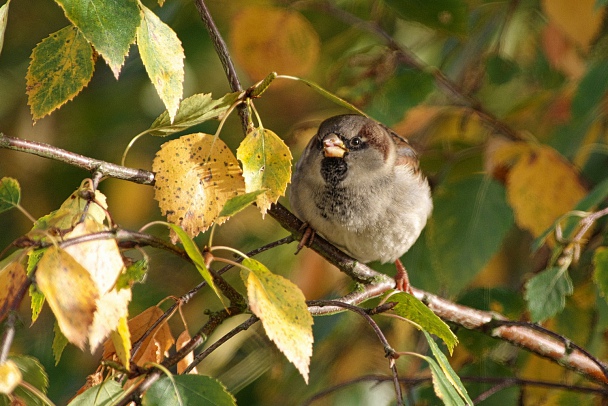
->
383, 0, 468, 35
148, 92, 241, 137
4, 355, 49, 406
164, 223, 225, 306
389, 292, 458, 353
0, 177, 19, 214
137, 5, 184, 123
142, 375, 236, 406
426, 175, 514, 295
241, 258, 313, 383
524, 266, 573, 322
421, 354, 466, 405
0, 0, 10, 57
594, 247, 608, 304
116, 258, 148, 290
52, 321, 68, 365
55, 0, 140, 78
572, 60, 608, 119
27, 249, 46, 324
236, 127, 293, 215
219, 190, 265, 217
26, 26, 94, 121
367, 68, 434, 126
67, 379, 124, 406
486, 54, 520, 85
424, 331, 473, 405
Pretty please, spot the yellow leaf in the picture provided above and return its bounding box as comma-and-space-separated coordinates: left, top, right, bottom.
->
26, 26, 95, 121
541, 0, 604, 50
153, 133, 245, 241
63, 220, 130, 352
110, 316, 131, 369
0, 257, 27, 322
176, 330, 197, 374
0, 360, 22, 395
237, 127, 292, 215
137, 5, 184, 123
36, 246, 99, 350
505, 144, 587, 238
241, 258, 313, 383
229, 5, 320, 80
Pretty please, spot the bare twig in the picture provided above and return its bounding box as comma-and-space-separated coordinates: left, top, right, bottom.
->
308, 300, 404, 405
0, 133, 155, 185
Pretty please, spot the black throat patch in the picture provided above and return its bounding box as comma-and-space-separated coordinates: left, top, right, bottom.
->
320, 157, 348, 186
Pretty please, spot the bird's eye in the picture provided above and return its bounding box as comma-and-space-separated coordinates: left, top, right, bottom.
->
351, 137, 362, 147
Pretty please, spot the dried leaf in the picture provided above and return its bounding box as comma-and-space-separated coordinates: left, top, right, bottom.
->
236, 127, 292, 215
0, 0, 9, 57
153, 133, 245, 241
110, 316, 131, 368
0, 254, 27, 322
176, 330, 197, 374
230, 5, 319, 80
241, 258, 313, 383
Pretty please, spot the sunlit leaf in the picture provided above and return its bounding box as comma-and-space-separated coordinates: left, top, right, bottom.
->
237, 127, 292, 215
176, 330, 197, 374
36, 246, 98, 349
67, 379, 123, 406
3, 355, 49, 405
52, 322, 68, 365
63, 220, 130, 352
148, 92, 241, 137
230, 5, 319, 80
153, 133, 245, 240
142, 375, 236, 406
0, 177, 19, 213
389, 292, 458, 354
55, 0, 140, 78
27, 249, 45, 324
165, 223, 224, 305
137, 5, 184, 123
422, 354, 466, 405
0, 0, 9, 56
110, 316, 131, 369
116, 258, 148, 290
241, 258, 313, 383
0, 360, 21, 395
525, 266, 573, 322
26, 26, 94, 121
219, 190, 265, 217
424, 331, 473, 405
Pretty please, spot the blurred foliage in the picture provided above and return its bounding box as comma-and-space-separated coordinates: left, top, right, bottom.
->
1, 0, 608, 404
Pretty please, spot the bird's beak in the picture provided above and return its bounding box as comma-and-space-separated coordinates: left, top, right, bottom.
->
323, 134, 347, 158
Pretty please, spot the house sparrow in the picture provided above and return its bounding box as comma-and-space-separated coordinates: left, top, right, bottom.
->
290, 114, 432, 291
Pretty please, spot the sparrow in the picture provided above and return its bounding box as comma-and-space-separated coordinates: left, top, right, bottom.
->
289, 114, 432, 291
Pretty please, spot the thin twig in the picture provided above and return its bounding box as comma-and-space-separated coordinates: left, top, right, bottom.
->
0, 133, 155, 185
307, 300, 404, 405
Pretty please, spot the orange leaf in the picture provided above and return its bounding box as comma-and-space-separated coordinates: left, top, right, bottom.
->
504, 144, 587, 238
230, 5, 320, 80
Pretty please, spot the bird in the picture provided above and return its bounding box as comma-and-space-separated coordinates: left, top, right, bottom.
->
289, 114, 432, 292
